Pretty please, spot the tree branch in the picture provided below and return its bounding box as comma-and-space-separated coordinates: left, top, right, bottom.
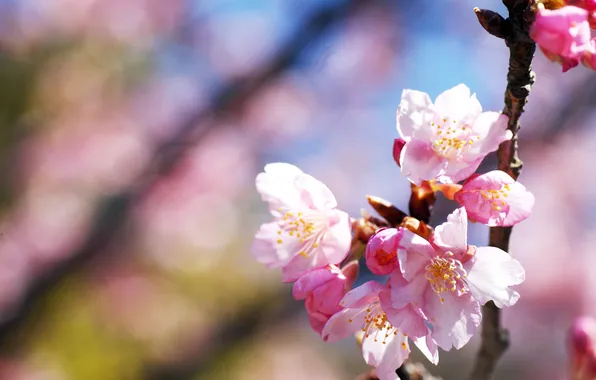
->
469, 1, 536, 380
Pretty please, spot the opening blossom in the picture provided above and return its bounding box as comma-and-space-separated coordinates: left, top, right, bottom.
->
396, 84, 511, 184
292, 262, 359, 336
531, 5, 592, 72
453, 170, 535, 227
322, 281, 439, 380
251, 163, 352, 281
365, 228, 401, 275
389, 207, 525, 350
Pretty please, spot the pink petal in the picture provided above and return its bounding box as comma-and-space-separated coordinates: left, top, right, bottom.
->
393, 138, 406, 168
531, 6, 591, 59
251, 222, 296, 268
431, 207, 468, 258
400, 139, 448, 185
340, 281, 385, 309
463, 246, 525, 308
256, 163, 306, 213
321, 307, 366, 342
424, 289, 481, 351
388, 270, 428, 309
292, 266, 340, 300
396, 229, 434, 281
294, 173, 338, 211
466, 112, 511, 160
455, 170, 534, 227
439, 156, 483, 184
434, 84, 479, 122
305, 306, 330, 335
380, 288, 429, 338
362, 332, 409, 380
412, 335, 439, 365
365, 228, 401, 276
396, 89, 435, 140
281, 209, 351, 282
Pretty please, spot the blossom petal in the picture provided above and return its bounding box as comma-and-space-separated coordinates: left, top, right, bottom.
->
362, 332, 409, 380
466, 112, 511, 160
256, 163, 306, 213
425, 289, 481, 351
400, 139, 448, 185
340, 281, 385, 309
388, 270, 428, 309
431, 207, 468, 258
294, 173, 338, 211
501, 181, 535, 226
321, 307, 366, 342
439, 157, 483, 184
464, 246, 525, 308
251, 222, 297, 268
396, 89, 435, 140
281, 209, 351, 282
412, 335, 439, 365
396, 229, 435, 281
380, 288, 429, 338
434, 84, 474, 122
292, 266, 340, 300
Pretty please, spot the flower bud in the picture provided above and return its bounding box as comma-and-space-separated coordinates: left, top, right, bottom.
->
365, 228, 401, 275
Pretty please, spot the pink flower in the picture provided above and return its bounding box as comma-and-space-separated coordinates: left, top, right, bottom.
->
293, 262, 359, 335
389, 208, 525, 350
569, 317, 596, 380
396, 84, 511, 185
531, 5, 592, 72
322, 281, 438, 380
453, 170, 535, 227
365, 228, 401, 275
251, 163, 352, 281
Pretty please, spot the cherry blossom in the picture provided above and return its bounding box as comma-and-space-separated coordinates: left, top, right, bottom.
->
389, 208, 525, 350
292, 262, 359, 335
251, 163, 351, 281
322, 281, 438, 380
453, 170, 535, 227
365, 228, 400, 275
531, 5, 592, 72
396, 84, 511, 184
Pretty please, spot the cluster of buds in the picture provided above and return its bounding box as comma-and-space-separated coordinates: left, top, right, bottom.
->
531, 0, 596, 72
250, 84, 534, 380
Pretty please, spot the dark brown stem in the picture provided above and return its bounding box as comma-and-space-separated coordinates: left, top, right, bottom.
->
469, 1, 536, 379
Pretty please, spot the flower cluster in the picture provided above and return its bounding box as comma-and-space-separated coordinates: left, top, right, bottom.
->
531, 1, 596, 72
251, 84, 534, 380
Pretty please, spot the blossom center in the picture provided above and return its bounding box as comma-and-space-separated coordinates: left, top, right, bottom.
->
276, 210, 326, 257
425, 253, 469, 302
348, 302, 404, 347
430, 118, 480, 159
375, 249, 396, 266
480, 184, 511, 211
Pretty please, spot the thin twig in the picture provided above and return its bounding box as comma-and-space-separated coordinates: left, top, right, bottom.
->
469, 1, 536, 380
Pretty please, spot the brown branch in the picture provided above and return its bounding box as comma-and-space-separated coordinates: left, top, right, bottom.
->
469, 1, 536, 380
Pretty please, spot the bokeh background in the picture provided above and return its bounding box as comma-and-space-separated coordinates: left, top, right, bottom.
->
0, 0, 593, 379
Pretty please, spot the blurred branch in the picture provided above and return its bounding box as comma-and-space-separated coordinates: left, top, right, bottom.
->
0, 0, 372, 350
469, 1, 536, 380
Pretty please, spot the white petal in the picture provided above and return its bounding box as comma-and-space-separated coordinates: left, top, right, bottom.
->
434, 84, 473, 122
362, 331, 409, 380
400, 139, 448, 185
464, 246, 525, 308
425, 289, 481, 351
256, 163, 307, 212
340, 281, 385, 308
412, 335, 439, 365
294, 173, 338, 210
250, 222, 296, 268
396, 229, 434, 281
321, 307, 366, 343
396, 89, 435, 140
432, 207, 468, 258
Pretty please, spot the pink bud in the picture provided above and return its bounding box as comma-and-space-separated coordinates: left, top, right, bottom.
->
393, 138, 406, 168
531, 5, 592, 72
292, 262, 359, 336
569, 317, 596, 380
365, 228, 401, 276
